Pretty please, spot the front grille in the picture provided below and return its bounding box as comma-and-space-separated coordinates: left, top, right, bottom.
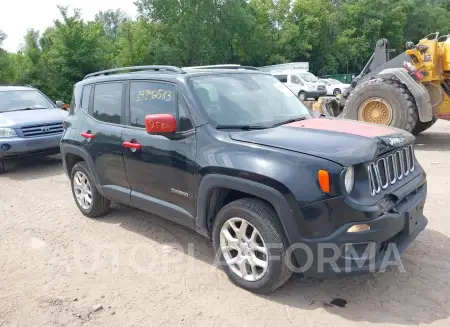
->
21, 122, 64, 137
368, 144, 415, 196
317, 85, 326, 91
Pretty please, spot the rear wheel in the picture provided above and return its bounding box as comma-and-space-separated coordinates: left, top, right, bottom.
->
343, 78, 418, 132
70, 161, 110, 218
333, 88, 342, 96
411, 116, 438, 135
212, 198, 292, 294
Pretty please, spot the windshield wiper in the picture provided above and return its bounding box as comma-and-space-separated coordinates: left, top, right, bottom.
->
271, 116, 308, 127
216, 124, 269, 130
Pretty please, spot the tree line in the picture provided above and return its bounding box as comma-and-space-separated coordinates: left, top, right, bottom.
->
0, 0, 449, 102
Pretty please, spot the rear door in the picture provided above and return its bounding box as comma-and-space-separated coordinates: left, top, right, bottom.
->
80, 81, 132, 205
121, 79, 197, 228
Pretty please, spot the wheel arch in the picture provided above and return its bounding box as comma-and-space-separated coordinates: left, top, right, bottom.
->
61, 144, 104, 195
196, 174, 302, 245
377, 68, 433, 122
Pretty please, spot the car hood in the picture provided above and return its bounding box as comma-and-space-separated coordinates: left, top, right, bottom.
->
0, 108, 69, 128
229, 118, 415, 166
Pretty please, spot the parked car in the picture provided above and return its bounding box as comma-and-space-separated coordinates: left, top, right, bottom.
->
320, 78, 351, 96
61, 65, 428, 294
0, 85, 68, 173
271, 69, 327, 101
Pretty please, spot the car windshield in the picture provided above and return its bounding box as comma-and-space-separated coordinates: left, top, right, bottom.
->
190, 73, 312, 127
0, 90, 55, 113
296, 72, 320, 83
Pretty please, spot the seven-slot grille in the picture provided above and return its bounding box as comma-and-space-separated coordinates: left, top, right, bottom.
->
368, 144, 415, 196
21, 122, 64, 137
317, 85, 326, 91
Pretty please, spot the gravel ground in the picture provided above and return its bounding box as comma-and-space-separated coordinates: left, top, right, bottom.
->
1, 120, 449, 327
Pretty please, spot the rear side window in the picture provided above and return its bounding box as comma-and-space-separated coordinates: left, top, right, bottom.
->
129, 81, 177, 128
81, 85, 92, 110
93, 82, 123, 124
274, 75, 287, 83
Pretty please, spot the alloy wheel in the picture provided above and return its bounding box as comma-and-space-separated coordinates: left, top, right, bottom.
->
219, 217, 269, 282
73, 171, 93, 210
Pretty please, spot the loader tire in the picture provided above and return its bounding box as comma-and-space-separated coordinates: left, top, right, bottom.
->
343, 78, 418, 133
411, 116, 438, 135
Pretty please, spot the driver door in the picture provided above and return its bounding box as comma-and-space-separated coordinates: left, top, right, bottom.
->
122, 80, 197, 228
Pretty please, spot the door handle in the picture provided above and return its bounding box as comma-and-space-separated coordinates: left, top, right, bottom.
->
123, 141, 142, 150
81, 131, 94, 139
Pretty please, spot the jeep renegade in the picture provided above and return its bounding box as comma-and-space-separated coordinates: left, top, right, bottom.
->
61, 65, 428, 294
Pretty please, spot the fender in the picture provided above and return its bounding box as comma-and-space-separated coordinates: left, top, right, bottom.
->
60, 143, 105, 197
377, 68, 433, 122
195, 174, 303, 245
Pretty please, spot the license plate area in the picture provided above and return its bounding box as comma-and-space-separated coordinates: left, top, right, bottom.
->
405, 203, 424, 235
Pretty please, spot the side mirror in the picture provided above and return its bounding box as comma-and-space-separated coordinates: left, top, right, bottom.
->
55, 100, 64, 108
145, 114, 177, 134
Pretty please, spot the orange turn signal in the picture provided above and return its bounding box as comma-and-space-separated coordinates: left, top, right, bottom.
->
318, 170, 330, 193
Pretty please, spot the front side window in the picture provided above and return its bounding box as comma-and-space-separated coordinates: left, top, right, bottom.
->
129, 81, 177, 128
291, 75, 303, 84
0, 89, 55, 113
92, 83, 123, 124
296, 72, 320, 82
190, 73, 312, 126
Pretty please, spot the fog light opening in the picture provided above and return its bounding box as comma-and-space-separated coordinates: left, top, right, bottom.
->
347, 224, 371, 233
1, 144, 11, 151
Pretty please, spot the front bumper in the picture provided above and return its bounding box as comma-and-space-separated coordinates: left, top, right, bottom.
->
292, 182, 428, 277
0, 134, 62, 159
305, 90, 327, 98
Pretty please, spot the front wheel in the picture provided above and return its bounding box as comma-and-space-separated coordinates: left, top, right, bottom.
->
212, 198, 292, 294
298, 91, 307, 101
343, 78, 418, 132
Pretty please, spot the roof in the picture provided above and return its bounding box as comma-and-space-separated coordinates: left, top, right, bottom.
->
0, 85, 35, 92
77, 65, 269, 86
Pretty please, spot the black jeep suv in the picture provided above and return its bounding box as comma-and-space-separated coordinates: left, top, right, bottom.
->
61, 65, 428, 294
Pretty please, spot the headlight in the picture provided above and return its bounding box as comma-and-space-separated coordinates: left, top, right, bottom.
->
0, 128, 17, 138
344, 166, 355, 194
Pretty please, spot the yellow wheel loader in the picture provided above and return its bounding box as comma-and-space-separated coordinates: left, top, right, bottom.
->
318, 33, 450, 135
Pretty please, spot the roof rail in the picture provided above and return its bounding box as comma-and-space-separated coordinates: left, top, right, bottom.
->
182, 64, 260, 71
84, 65, 184, 79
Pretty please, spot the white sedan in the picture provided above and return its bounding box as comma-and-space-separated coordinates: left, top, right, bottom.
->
320, 78, 351, 96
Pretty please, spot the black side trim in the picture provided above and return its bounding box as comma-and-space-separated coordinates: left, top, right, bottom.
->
101, 185, 132, 206
130, 191, 195, 229
196, 174, 301, 243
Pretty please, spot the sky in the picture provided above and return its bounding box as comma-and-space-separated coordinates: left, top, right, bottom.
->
0, 0, 138, 53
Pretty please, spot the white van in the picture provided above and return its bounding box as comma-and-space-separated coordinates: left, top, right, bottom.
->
271, 69, 327, 101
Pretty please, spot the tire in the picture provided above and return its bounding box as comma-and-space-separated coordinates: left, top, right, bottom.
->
0, 160, 4, 174
70, 161, 110, 218
298, 91, 307, 101
411, 116, 438, 135
343, 78, 418, 133
212, 198, 292, 294
333, 88, 341, 96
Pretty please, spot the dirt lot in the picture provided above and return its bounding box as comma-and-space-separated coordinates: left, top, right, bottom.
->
1, 121, 450, 327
